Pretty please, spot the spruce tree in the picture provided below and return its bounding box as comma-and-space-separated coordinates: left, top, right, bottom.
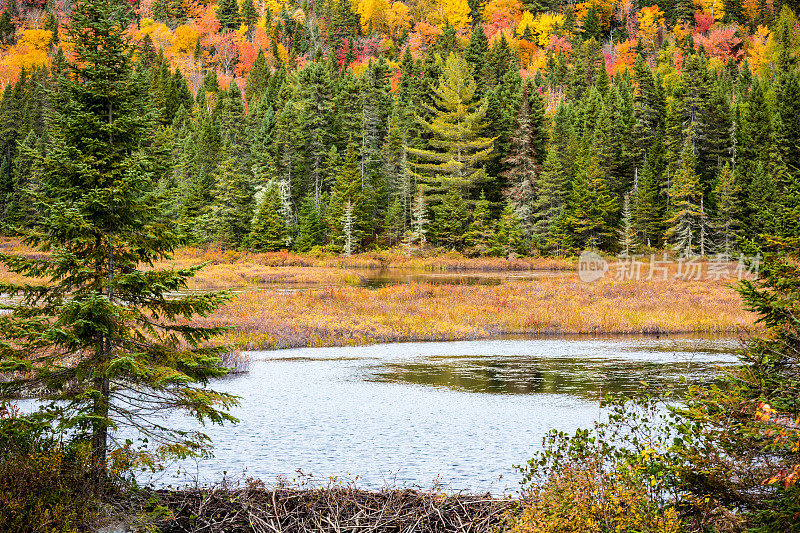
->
564, 155, 619, 250
491, 202, 527, 257
241, 0, 258, 27
502, 83, 547, 235
618, 193, 639, 256
295, 194, 326, 252
0, 0, 236, 486
712, 163, 740, 258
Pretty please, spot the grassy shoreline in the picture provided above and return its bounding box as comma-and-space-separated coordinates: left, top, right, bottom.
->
0, 239, 756, 353
200, 274, 753, 352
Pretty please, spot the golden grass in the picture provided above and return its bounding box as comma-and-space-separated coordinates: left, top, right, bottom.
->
196, 273, 754, 351
0, 237, 756, 351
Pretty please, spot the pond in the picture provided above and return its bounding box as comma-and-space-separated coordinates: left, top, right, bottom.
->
142, 336, 739, 494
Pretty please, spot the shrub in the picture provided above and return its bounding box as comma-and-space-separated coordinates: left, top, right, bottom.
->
0, 406, 108, 532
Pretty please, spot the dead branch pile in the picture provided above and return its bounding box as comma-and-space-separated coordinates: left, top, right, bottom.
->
153, 479, 516, 533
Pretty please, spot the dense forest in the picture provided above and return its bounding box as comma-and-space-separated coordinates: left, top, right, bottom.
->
1, 0, 799, 256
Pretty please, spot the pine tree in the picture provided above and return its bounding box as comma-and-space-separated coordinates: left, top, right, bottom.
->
0, 0, 236, 486
250, 181, 288, 251
407, 53, 494, 206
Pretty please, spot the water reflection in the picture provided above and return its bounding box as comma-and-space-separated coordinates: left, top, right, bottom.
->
133, 336, 737, 493
365, 355, 730, 398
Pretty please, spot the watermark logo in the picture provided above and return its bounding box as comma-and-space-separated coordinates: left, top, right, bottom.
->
577, 252, 760, 283
578, 251, 609, 283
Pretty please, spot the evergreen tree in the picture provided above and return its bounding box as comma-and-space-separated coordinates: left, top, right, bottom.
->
216, 0, 241, 31
565, 155, 619, 250
328, 144, 367, 252
209, 152, 253, 247
241, 0, 258, 27
666, 140, 705, 257
712, 163, 740, 257
582, 4, 601, 42
435, 188, 467, 249
618, 193, 639, 256
491, 202, 527, 257
0, 0, 236, 486
503, 83, 547, 235
410, 187, 428, 252
464, 23, 489, 97
407, 53, 494, 206
0, 10, 16, 47
250, 181, 289, 251
465, 190, 494, 256
245, 50, 271, 105
295, 193, 326, 252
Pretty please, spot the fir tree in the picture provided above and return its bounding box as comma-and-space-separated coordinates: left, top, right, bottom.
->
250, 181, 288, 251
465, 190, 494, 256
435, 188, 467, 249
666, 140, 705, 257
0, 0, 237, 486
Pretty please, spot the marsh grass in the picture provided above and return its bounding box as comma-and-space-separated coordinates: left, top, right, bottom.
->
0, 238, 754, 351
196, 274, 753, 351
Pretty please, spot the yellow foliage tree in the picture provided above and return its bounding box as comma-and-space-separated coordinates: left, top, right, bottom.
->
695, 0, 725, 20
3, 29, 53, 71
385, 2, 411, 40
519, 12, 565, 47
435, 0, 471, 29
357, 0, 389, 33
575, 0, 615, 31
172, 24, 199, 56
638, 5, 665, 52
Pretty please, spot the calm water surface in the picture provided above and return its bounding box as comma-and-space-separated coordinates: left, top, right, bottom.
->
142, 336, 739, 494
